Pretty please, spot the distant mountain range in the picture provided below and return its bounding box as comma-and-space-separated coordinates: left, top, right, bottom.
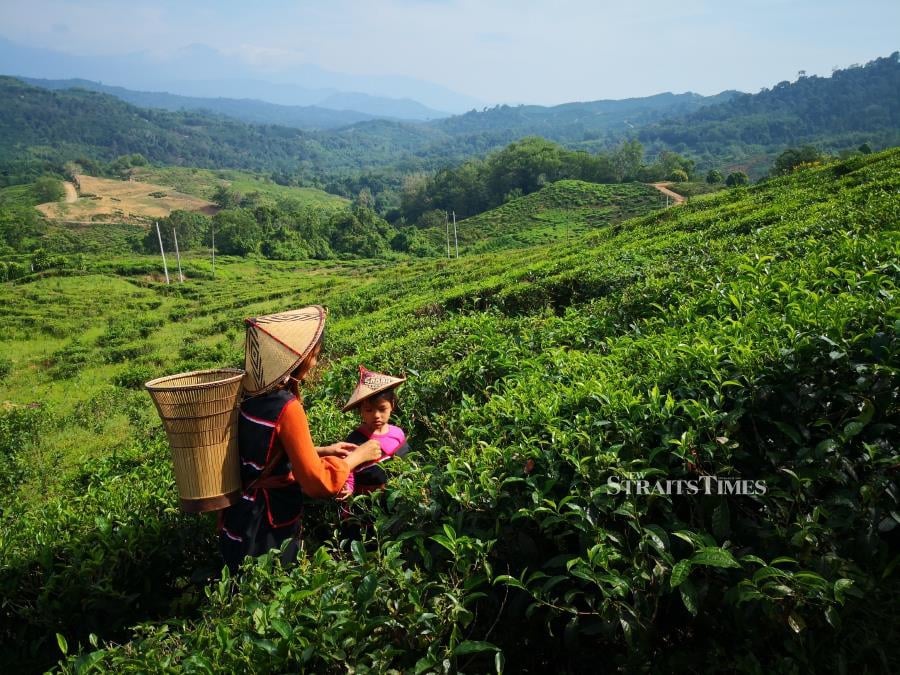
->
18, 76, 737, 136
0, 53, 897, 185
20, 78, 385, 130
0, 36, 460, 120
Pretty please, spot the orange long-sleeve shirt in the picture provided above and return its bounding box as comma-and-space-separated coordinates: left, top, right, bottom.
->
275, 398, 350, 499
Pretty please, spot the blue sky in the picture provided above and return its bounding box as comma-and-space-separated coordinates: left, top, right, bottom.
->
0, 0, 897, 105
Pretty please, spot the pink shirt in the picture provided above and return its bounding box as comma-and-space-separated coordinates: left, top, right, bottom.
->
357, 424, 406, 460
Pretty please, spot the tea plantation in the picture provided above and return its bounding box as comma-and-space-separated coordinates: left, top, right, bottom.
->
419, 180, 663, 254
0, 149, 897, 673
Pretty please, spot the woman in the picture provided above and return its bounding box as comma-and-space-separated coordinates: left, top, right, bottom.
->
219, 305, 381, 573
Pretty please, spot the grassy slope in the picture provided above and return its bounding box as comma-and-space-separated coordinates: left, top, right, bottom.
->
0, 150, 898, 672
128, 166, 349, 210
420, 179, 663, 253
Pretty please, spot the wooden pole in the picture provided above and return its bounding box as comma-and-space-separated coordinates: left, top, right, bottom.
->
211, 221, 215, 278
173, 228, 184, 282
155, 221, 170, 284
453, 211, 459, 258
445, 212, 450, 258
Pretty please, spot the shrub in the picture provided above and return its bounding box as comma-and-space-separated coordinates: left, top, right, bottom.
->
113, 363, 155, 390
33, 176, 65, 203
0, 440, 217, 673
706, 169, 723, 184
48, 340, 92, 378
0, 403, 45, 491
772, 145, 825, 175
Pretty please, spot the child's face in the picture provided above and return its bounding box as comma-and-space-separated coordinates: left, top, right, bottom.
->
359, 398, 393, 432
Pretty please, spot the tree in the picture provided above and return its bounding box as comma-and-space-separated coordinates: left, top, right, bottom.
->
858, 143, 873, 154
417, 209, 447, 230
212, 186, 243, 210
329, 207, 393, 258
142, 210, 210, 252
31, 248, 52, 272
669, 168, 689, 183
213, 209, 262, 255
611, 139, 643, 182
391, 226, 438, 256
239, 191, 265, 209
0, 206, 45, 251
109, 154, 148, 176
400, 172, 431, 225
353, 188, 375, 211
33, 176, 65, 203
725, 171, 749, 187
657, 151, 694, 181
486, 137, 563, 198
706, 169, 723, 184
771, 146, 824, 175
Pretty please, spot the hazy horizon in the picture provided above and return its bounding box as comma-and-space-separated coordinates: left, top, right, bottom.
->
1, 0, 898, 109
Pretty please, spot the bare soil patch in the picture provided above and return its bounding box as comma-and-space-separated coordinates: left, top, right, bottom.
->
36, 175, 218, 224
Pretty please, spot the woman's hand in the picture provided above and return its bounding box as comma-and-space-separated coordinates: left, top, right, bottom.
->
316, 442, 356, 458
344, 439, 383, 470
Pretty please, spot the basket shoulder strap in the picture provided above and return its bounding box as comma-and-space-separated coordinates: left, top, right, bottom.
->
246, 444, 286, 490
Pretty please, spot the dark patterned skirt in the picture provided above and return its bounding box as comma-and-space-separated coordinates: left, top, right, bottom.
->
218, 488, 303, 575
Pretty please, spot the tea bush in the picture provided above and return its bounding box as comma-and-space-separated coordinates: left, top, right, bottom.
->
113, 363, 156, 390
47, 340, 93, 379
0, 403, 45, 494
0, 436, 219, 673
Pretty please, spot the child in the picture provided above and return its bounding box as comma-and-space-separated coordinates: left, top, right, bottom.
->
338, 365, 409, 498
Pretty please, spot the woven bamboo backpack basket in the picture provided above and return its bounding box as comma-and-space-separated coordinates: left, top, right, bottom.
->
145, 368, 245, 513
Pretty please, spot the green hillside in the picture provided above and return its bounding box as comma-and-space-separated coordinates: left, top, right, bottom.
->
3, 53, 899, 190
421, 179, 663, 253
432, 90, 738, 143
21, 77, 379, 130
640, 52, 900, 163
0, 150, 897, 672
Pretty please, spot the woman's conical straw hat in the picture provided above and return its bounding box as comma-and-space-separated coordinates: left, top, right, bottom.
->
342, 365, 406, 412
244, 305, 326, 396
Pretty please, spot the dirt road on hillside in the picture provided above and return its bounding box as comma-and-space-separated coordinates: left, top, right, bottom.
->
650, 182, 685, 205
62, 181, 78, 202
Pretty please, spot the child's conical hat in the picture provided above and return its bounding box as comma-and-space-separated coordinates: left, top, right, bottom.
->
243, 305, 326, 396
342, 365, 406, 412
